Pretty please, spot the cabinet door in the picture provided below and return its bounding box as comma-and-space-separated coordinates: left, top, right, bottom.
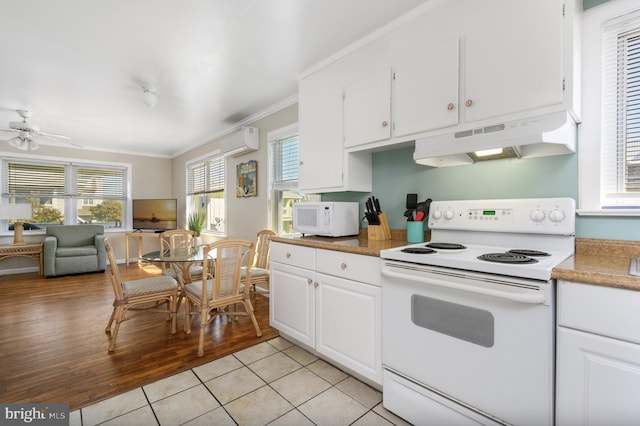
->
343, 66, 392, 148
556, 327, 640, 425
298, 74, 344, 191
393, 37, 459, 137
463, 0, 563, 123
315, 272, 382, 384
269, 262, 315, 347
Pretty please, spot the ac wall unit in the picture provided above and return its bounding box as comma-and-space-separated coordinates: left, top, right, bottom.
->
220, 127, 259, 157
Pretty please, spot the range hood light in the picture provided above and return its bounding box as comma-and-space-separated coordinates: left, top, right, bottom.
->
474, 148, 504, 157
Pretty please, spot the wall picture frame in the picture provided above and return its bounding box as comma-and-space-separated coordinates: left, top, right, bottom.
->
236, 160, 257, 197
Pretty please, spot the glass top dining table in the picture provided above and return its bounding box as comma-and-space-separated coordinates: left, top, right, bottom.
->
141, 245, 212, 283
141, 245, 208, 264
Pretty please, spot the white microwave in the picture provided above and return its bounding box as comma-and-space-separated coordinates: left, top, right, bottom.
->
292, 202, 359, 237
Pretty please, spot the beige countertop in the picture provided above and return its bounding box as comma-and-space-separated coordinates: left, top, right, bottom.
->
552, 238, 640, 291
272, 232, 640, 291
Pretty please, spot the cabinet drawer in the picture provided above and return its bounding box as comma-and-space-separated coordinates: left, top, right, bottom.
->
270, 242, 315, 270
316, 249, 380, 286
558, 281, 640, 344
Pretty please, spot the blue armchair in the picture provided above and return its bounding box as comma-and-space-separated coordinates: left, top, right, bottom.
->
43, 225, 106, 277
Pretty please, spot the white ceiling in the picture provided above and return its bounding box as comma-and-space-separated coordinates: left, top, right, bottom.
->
0, 0, 428, 158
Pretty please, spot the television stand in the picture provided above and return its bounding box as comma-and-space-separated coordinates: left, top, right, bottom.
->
125, 232, 162, 265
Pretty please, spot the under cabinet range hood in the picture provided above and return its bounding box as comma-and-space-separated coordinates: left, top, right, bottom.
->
413, 111, 577, 167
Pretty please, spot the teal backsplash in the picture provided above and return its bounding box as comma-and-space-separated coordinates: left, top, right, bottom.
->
323, 146, 640, 241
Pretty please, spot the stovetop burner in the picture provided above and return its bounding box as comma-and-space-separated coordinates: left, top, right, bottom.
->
401, 247, 437, 254
425, 242, 467, 250
507, 249, 551, 257
477, 253, 539, 264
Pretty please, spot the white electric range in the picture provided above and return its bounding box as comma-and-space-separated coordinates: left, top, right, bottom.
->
380, 197, 575, 426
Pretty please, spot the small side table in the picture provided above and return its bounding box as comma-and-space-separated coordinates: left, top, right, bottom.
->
0, 243, 43, 276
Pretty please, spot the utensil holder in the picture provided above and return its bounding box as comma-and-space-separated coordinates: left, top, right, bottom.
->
407, 220, 425, 243
368, 213, 392, 241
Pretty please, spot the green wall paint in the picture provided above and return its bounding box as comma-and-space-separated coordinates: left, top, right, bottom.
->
324, 146, 640, 241
583, 0, 609, 10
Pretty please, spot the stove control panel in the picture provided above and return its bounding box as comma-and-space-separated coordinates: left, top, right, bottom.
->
429, 198, 575, 235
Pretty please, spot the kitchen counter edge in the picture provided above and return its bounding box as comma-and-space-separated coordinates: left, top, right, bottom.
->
552, 238, 640, 291
270, 231, 416, 257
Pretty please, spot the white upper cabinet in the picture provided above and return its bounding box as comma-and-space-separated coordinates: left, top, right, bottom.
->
298, 72, 345, 191
393, 37, 460, 138
463, 0, 565, 124
343, 65, 392, 147
297, 0, 578, 186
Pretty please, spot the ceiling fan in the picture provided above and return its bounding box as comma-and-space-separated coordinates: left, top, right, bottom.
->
0, 109, 72, 152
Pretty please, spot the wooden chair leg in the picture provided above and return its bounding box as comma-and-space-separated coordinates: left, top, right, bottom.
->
243, 298, 262, 337
105, 306, 116, 333
184, 300, 192, 334
108, 306, 125, 352
197, 308, 207, 357
170, 297, 177, 335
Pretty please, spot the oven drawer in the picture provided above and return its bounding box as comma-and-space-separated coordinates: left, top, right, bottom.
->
558, 280, 640, 345
270, 242, 315, 270
316, 249, 380, 285
383, 369, 502, 426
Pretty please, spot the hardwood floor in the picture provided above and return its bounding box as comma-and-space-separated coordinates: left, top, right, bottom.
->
0, 262, 278, 411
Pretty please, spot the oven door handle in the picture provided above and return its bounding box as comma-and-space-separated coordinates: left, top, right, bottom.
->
382, 269, 547, 305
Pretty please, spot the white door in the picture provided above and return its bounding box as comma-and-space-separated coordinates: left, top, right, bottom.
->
315, 272, 382, 384
463, 0, 563, 123
556, 327, 640, 425
393, 37, 459, 137
298, 73, 344, 191
269, 262, 315, 347
343, 66, 392, 148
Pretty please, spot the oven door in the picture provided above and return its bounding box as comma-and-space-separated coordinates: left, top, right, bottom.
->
381, 260, 555, 426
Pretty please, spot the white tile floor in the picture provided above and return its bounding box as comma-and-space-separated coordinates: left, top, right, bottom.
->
69, 337, 411, 426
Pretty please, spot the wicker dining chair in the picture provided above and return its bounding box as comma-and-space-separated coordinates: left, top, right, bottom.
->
104, 238, 178, 352
241, 229, 276, 295
183, 239, 262, 357
159, 229, 203, 283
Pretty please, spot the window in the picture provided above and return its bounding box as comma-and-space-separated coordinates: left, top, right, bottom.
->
1, 156, 128, 231
579, 1, 640, 215
268, 124, 319, 234
186, 154, 226, 235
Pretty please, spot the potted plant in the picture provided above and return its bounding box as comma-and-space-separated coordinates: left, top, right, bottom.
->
187, 210, 206, 237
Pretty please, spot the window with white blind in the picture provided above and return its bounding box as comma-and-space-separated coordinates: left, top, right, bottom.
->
579, 1, 640, 215
186, 154, 226, 234
1, 156, 129, 230
601, 11, 640, 208
268, 124, 319, 234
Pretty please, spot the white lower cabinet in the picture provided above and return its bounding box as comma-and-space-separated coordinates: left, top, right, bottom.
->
270, 242, 382, 385
556, 281, 640, 425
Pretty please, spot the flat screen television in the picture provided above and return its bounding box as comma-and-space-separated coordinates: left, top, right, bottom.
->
132, 199, 177, 231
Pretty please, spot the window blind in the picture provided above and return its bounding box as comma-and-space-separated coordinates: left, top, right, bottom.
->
4, 160, 66, 197
187, 156, 225, 195
75, 165, 126, 199
602, 10, 640, 208
270, 135, 299, 191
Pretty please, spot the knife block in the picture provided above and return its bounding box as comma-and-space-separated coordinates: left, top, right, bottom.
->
368, 212, 392, 240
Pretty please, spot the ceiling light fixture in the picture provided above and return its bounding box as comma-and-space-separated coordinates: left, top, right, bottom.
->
141, 87, 158, 108
8, 133, 39, 152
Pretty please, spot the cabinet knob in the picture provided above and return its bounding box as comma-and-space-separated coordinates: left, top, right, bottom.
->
381, 120, 388, 128
286, 253, 291, 258
314, 282, 319, 288
447, 103, 455, 111
307, 278, 313, 285
340, 262, 347, 270
299, 161, 304, 166
465, 99, 473, 107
